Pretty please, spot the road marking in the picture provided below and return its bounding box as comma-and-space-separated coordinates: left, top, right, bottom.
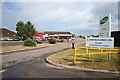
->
0, 69, 7, 73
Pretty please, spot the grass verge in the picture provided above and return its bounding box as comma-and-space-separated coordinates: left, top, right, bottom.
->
0, 42, 62, 53
47, 49, 120, 72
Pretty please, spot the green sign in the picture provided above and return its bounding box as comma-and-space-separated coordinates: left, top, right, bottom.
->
100, 16, 108, 25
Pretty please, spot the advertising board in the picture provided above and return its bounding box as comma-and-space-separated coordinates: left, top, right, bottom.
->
86, 37, 114, 48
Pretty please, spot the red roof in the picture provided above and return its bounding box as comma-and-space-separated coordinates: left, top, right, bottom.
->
36, 33, 43, 37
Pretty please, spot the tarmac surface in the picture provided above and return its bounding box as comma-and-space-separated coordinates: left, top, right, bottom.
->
1, 41, 119, 78
2, 51, 119, 78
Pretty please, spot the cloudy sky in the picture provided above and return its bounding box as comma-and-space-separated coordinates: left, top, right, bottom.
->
1, 0, 119, 36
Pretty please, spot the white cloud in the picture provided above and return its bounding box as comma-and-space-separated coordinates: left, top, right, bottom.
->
14, 2, 94, 24
40, 8, 94, 23
2, 2, 118, 36
112, 19, 118, 31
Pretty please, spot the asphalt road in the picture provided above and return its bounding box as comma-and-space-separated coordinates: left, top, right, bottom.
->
2, 42, 82, 68
1, 41, 119, 78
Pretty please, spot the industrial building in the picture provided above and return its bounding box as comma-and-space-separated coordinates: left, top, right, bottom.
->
36, 31, 72, 40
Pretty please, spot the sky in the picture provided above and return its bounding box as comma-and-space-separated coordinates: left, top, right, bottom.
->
1, 0, 119, 36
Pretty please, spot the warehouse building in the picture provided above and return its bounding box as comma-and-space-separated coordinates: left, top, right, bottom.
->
43, 31, 72, 40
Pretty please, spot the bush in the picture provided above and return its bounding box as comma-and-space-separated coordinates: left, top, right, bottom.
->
24, 38, 36, 46
48, 38, 56, 44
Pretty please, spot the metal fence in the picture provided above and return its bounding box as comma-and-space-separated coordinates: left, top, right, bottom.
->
73, 46, 119, 64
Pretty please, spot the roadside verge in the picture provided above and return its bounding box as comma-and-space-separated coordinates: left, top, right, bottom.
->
1, 43, 63, 55
1, 46, 48, 55
46, 57, 119, 74
46, 50, 120, 74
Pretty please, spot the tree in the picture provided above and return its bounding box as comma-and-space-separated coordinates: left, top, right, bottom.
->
78, 35, 82, 38
25, 21, 36, 38
16, 21, 36, 40
72, 34, 75, 37
16, 21, 27, 40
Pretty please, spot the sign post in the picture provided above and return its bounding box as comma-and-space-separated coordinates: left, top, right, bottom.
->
99, 14, 111, 37
88, 47, 90, 58
99, 14, 112, 61
108, 51, 111, 62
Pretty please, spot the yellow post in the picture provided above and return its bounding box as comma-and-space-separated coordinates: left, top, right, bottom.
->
101, 48, 103, 53
74, 47, 76, 64
86, 47, 88, 54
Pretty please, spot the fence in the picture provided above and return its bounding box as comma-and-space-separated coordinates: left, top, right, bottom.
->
73, 46, 119, 64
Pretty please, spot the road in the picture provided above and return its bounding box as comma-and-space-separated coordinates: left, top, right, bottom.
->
2, 41, 119, 78
2, 42, 82, 68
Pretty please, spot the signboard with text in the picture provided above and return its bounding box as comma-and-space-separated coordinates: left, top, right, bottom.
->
99, 14, 111, 37
86, 37, 114, 48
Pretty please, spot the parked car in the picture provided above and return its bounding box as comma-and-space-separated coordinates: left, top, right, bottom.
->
0, 38, 4, 41
13, 38, 20, 41
8, 38, 13, 41
36, 38, 42, 44
36, 39, 42, 44
32, 37, 42, 44
2, 37, 13, 41
41, 38, 47, 41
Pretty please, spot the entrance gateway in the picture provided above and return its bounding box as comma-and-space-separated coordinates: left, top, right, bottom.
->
73, 14, 118, 64
85, 14, 114, 62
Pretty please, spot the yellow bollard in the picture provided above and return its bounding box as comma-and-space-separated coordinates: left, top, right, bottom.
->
86, 47, 88, 54
74, 47, 76, 64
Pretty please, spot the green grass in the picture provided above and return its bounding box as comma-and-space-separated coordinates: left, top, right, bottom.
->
48, 49, 120, 71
